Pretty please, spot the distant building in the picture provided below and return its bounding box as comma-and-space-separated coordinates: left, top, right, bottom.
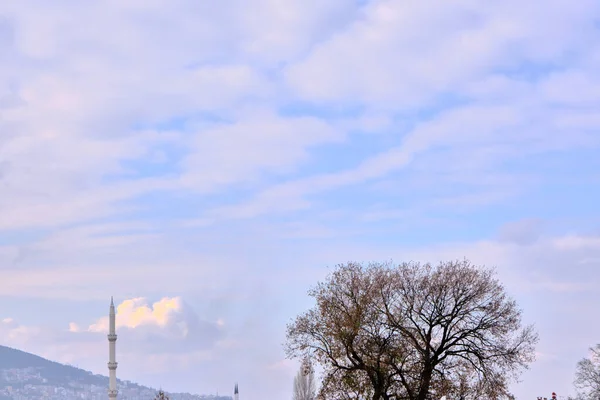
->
107, 297, 118, 400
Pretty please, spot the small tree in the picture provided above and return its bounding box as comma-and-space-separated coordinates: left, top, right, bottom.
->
293, 357, 317, 400
153, 390, 170, 400
574, 344, 600, 400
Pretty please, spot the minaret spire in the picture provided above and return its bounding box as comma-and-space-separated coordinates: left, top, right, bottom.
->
108, 297, 118, 399
234, 383, 239, 400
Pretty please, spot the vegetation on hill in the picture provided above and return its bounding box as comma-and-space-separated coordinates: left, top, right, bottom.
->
0, 345, 228, 399
0, 345, 107, 386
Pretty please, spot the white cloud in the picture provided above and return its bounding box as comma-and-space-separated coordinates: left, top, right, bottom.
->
285, 0, 600, 107
0, 317, 43, 347
539, 69, 600, 106
0, 0, 354, 232
88, 297, 189, 332
1, 0, 598, 234
180, 110, 344, 192
552, 235, 600, 251
203, 94, 598, 220
68, 323, 80, 333
497, 218, 544, 246
0, 296, 224, 377
0, 177, 174, 230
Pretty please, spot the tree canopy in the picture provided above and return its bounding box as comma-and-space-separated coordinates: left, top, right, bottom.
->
573, 344, 600, 400
285, 260, 537, 400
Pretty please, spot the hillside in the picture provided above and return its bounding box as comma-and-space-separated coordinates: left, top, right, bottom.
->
0, 345, 232, 400
0, 345, 107, 387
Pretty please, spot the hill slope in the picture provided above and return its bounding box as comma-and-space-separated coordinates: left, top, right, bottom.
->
0, 345, 106, 386
0, 345, 232, 400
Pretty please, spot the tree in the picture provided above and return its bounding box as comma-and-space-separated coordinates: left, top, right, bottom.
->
293, 357, 317, 400
285, 260, 538, 400
153, 390, 170, 400
573, 344, 600, 400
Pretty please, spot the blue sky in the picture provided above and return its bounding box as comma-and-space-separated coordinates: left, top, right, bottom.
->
1, 0, 600, 399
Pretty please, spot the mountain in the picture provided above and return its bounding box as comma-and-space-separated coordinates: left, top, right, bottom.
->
0, 345, 106, 387
0, 345, 232, 400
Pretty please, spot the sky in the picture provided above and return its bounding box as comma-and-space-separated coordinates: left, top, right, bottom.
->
0, 0, 599, 399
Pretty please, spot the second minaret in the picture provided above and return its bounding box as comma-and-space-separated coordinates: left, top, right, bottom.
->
108, 297, 118, 399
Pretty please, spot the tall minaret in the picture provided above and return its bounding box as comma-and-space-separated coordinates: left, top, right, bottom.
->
108, 297, 118, 399
234, 383, 239, 400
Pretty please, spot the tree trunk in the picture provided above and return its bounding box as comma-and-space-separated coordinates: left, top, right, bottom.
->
372, 389, 382, 400
370, 376, 383, 400
415, 363, 433, 400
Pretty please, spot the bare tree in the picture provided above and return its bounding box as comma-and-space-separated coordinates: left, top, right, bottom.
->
285, 260, 538, 400
574, 344, 600, 400
293, 357, 317, 400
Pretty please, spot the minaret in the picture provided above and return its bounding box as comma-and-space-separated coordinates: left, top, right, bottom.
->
108, 297, 118, 399
234, 383, 239, 400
